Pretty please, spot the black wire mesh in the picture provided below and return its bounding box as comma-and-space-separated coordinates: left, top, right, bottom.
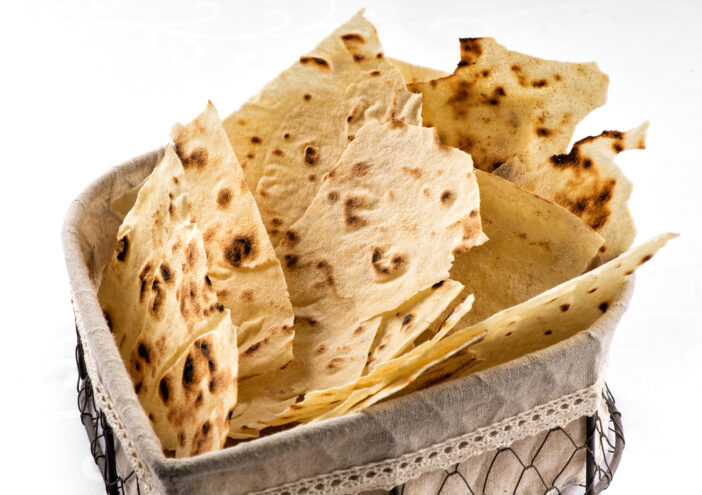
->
76, 326, 140, 495
75, 327, 623, 495
391, 386, 623, 495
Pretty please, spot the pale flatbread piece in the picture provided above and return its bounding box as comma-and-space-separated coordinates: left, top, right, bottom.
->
450, 170, 604, 328
223, 11, 422, 244
271, 295, 478, 426
98, 146, 238, 457
230, 119, 485, 437
495, 123, 648, 261
404, 233, 677, 390
171, 102, 294, 378
366, 279, 464, 372
395, 348, 479, 397
409, 38, 609, 172
312, 297, 482, 422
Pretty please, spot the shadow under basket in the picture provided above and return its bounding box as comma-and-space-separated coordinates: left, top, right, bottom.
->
76, 323, 624, 495
64, 149, 634, 495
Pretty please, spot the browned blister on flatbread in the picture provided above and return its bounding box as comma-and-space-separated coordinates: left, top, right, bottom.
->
171, 103, 294, 379
223, 11, 422, 245
98, 146, 238, 457
408, 38, 608, 172
496, 123, 648, 260
144, 323, 238, 457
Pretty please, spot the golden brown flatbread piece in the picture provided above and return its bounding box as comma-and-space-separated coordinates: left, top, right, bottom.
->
408, 38, 609, 172
495, 123, 648, 260
98, 146, 238, 457
171, 103, 294, 378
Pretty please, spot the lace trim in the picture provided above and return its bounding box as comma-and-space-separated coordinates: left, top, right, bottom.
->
250, 380, 604, 495
74, 296, 602, 495
73, 297, 159, 495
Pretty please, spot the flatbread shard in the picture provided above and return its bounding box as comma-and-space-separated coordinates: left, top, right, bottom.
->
223, 10, 422, 245
270, 294, 478, 426
495, 123, 648, 261
408, 38, 609, 172
278, 119, 486, 315
98, 146, 238, 457
449, 170, 604, 328
228, 311, 383, 439
229, 119, 486, 438
366, 279, 464, 372
276, 118, 485, 382
145, 321, 238, 457
170, 103, 294, 379
415, 233, 677, 386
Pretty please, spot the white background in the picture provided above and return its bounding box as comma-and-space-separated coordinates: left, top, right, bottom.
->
1, 1, 700, 493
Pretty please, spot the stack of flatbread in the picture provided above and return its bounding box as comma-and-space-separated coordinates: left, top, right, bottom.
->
98, 11, 675, 456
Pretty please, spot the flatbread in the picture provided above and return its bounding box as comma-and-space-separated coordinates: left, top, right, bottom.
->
395, 348, 479, 397
388, 57, 449, 84
366, 279, 464, 372
495, 123, 648, 261
392, 233, 677, 395
223, 11, 422, 245
449, 170, 604, 328
310, 296, 483, 423
98, 146, 238, 456
229, 119, 485, 438
144, 322, 238, 457
275, 118, 485, 388
408, 38, 609, 172
270, 294, 478, 426
171, 102, 294, 378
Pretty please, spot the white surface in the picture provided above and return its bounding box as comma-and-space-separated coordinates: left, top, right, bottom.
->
1, 0, 700, 493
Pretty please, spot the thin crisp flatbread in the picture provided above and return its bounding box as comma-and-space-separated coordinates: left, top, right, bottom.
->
98, 146, 238, 456
395, 348, 478, 397
223, 11, 422, 245
229, 119, 485, 438
408, 38, 609, 172
389, 233, 677, 397
171, 103, 294, 378
309, 296, 482, 423
495, 123, 648, 261
270, 295, 478, 426
449, 170, 604, 328
144, 322, 238, 457
366, 279, 464, 372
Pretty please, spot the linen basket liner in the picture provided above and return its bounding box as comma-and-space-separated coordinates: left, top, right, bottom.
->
63, 149, 633, 495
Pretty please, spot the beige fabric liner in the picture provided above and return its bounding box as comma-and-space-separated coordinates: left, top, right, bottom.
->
63, 149, 634, 494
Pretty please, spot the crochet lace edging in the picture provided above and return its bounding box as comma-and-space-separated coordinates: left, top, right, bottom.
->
250, 380, 603, 495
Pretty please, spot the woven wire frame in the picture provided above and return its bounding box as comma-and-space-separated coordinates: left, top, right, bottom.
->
76, 326, 140, 495
75, 327, 623, 495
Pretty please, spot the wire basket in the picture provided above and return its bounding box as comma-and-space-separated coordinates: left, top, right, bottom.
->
75, 324, 624, 495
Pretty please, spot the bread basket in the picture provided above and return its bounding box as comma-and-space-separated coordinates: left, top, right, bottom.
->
63, 149, 633, 495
